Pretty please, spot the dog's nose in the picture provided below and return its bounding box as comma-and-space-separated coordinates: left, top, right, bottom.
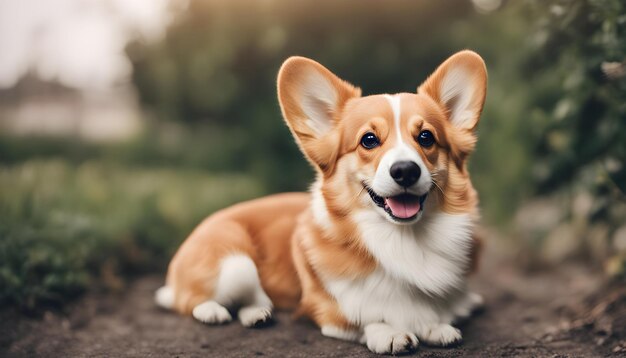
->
390, 161, 421, 187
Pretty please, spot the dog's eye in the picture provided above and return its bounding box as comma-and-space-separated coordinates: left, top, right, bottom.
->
416, 130, 435, 147
360, 132, 380, 149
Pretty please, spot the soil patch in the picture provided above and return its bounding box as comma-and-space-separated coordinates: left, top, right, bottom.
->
2, 243, 624, 357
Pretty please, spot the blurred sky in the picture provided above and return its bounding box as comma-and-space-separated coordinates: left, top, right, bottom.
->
0, 0, 184, 91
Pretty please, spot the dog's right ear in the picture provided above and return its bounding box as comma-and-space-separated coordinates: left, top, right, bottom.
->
277, 57, 361, 172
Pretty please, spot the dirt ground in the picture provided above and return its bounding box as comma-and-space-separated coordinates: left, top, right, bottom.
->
2, 241, 625, 357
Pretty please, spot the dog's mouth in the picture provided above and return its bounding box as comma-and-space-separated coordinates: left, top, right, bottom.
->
365, 185, 428, 222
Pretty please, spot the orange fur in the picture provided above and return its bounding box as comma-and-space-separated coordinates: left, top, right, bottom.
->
165, 193, 308, 313
163, 51, 487, 338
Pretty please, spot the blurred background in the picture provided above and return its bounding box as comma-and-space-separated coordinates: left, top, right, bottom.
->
0, 0, 624, 311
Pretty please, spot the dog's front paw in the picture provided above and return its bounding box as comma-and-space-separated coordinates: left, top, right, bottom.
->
364, 323, 419, 355
466, 292, 484, 314
420, 324, 462, 347
192, 301, 232, 324
453, 292, 484, 323
238, 305, 272, 328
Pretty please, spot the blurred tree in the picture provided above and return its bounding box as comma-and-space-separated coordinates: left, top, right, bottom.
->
127, 0, 475, 192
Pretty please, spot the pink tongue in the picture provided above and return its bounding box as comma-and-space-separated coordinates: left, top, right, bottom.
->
385, 195, 421, 219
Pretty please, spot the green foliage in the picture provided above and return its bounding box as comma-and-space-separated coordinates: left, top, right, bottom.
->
127, 0, 481, 193
527, 0, 625, 194
517, 0, 626, 271
0, 160, 263, 310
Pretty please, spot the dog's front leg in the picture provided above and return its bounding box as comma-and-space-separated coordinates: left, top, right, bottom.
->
320, 325, 361, 342
452, 291, 484, 323
361, 322, 419, 355
416, 323, 463, 347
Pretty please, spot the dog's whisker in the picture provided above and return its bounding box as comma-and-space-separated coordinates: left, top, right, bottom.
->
349, 186, 366, 206
431, 180, 450, 200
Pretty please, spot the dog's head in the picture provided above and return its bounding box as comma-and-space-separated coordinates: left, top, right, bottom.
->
278, 51, 487, 225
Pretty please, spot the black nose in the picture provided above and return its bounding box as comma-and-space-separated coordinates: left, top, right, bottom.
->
389, 161, 421, 187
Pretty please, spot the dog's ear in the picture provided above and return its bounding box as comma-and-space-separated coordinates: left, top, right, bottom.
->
418, 50, 487, 131
418, 51, 487, 168
278, 57, 361, 172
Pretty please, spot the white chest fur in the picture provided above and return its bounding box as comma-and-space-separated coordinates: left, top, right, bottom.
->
323, 209, 474, 333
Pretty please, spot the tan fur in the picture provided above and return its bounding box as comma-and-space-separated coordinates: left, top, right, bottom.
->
163, 51, 487, 329
291, 212, 362, 331
165, 193, 308, 313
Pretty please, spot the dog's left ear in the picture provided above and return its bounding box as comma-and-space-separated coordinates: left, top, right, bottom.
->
278, 57, 361, 172
418, 51, 487, 168
418, 50, 487, 131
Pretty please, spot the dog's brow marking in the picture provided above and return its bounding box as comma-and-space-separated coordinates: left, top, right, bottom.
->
384, 94, 403, 146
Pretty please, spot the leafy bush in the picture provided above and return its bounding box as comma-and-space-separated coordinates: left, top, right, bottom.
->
0, 160, 263, 310
513, 0, 626, 273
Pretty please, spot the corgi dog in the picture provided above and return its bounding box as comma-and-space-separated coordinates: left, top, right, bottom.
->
156, 50, 487, 355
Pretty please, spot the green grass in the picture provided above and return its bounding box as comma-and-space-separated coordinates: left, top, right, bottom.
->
0, 159, 264, 311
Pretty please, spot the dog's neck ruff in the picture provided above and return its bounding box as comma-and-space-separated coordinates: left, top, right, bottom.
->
310, 182, 474, 297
